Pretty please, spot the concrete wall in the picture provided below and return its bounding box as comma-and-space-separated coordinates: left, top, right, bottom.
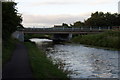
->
12, 31, 24, 42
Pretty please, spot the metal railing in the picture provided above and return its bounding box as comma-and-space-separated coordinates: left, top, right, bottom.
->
19, 26, 112, 32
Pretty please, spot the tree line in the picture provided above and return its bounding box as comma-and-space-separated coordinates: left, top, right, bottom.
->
2, 1, 120, 41
2, 2, 23, 41
61, 12, 120, 28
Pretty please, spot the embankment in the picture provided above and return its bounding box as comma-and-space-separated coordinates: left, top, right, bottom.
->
25, 42, 69, 80
72, 30, 120, 50
2, 38, 18, 64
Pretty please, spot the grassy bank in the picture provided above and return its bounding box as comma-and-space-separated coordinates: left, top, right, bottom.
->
72, 30, 120, 50
25, 42, 69, 80
2, 38, 18, 64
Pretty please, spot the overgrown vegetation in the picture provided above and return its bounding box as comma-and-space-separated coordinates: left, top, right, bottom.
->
72, 30, 120, 50
25, 42, 69, 80
2, 2, 23, 41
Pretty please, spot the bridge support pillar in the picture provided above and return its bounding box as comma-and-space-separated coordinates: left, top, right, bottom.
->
68, 33, 72, 40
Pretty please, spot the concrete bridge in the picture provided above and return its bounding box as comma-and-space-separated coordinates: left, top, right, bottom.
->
22, 27, 104, 34
13, 27, 110, 42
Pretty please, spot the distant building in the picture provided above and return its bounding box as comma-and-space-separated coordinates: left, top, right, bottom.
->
118, 1, 120, 14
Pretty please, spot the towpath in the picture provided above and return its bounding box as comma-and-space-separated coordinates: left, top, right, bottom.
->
2, 43, 34, 80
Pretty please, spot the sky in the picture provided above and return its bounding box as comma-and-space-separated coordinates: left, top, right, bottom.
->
14, 0, 120, 28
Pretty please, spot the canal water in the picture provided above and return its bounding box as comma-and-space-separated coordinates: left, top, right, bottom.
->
30, 38, 119, 79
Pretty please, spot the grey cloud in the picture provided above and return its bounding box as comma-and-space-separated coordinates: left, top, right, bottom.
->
22, 13, 90, 27
31, 0, 113, 6
33, 2, 81, 5
89, 0, 114, 5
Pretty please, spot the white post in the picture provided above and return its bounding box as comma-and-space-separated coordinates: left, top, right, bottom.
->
69, 33, 72, 40
90, 27, 92, 30
99, 27, 101, 30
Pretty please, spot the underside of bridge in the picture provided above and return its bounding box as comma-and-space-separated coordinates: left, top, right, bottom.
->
15, 27, 105, 42
52, 34, 70, 42
24, 33, 52, 41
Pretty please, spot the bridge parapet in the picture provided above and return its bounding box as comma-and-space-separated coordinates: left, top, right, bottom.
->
19, 26, 112, 31
19, 27, 111, 32
16, 26, 119, 42
19, 27, 108, 34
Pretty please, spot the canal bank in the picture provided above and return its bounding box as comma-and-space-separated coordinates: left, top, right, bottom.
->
71, 30, 120, 50
24, 42, 69, 80
30, 38, 119, 79
2, 38, 69, 80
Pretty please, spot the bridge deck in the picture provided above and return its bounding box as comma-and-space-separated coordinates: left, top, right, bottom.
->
21, 28, 105, 34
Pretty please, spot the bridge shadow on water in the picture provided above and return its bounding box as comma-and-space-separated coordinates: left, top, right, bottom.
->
52, 39, 70, 45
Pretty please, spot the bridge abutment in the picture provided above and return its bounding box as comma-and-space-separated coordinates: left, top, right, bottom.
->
68, 33, 72, 40
12, 31, 24, 42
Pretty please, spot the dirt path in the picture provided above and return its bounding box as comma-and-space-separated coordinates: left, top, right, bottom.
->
2, 43, 34, 80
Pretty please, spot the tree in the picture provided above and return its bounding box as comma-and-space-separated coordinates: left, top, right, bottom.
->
62, 23, 69, 27
85, 12, 106, 27
73, 21, 84, 28
2, 2, 22, 41
85, 11, 120, 27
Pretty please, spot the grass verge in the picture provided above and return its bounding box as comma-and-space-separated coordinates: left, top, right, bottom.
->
2, 38, 18, 64
72, 30, 120, 50
25, 42, 69, 80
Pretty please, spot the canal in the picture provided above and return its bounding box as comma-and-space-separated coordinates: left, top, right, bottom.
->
30, 38, 119, 79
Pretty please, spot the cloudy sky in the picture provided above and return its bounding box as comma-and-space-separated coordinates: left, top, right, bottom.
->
15, 0, 119, 28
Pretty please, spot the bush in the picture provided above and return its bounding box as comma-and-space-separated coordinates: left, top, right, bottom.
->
72, 30, 120, 50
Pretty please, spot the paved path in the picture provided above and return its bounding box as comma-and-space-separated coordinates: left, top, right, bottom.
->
2, 43, 34, 80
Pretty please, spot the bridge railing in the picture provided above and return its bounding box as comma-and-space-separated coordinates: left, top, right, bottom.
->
21, 27, 112, 31
17, 26, 115, 32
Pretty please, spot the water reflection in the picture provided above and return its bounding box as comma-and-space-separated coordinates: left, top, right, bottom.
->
30, 38, 119, 78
